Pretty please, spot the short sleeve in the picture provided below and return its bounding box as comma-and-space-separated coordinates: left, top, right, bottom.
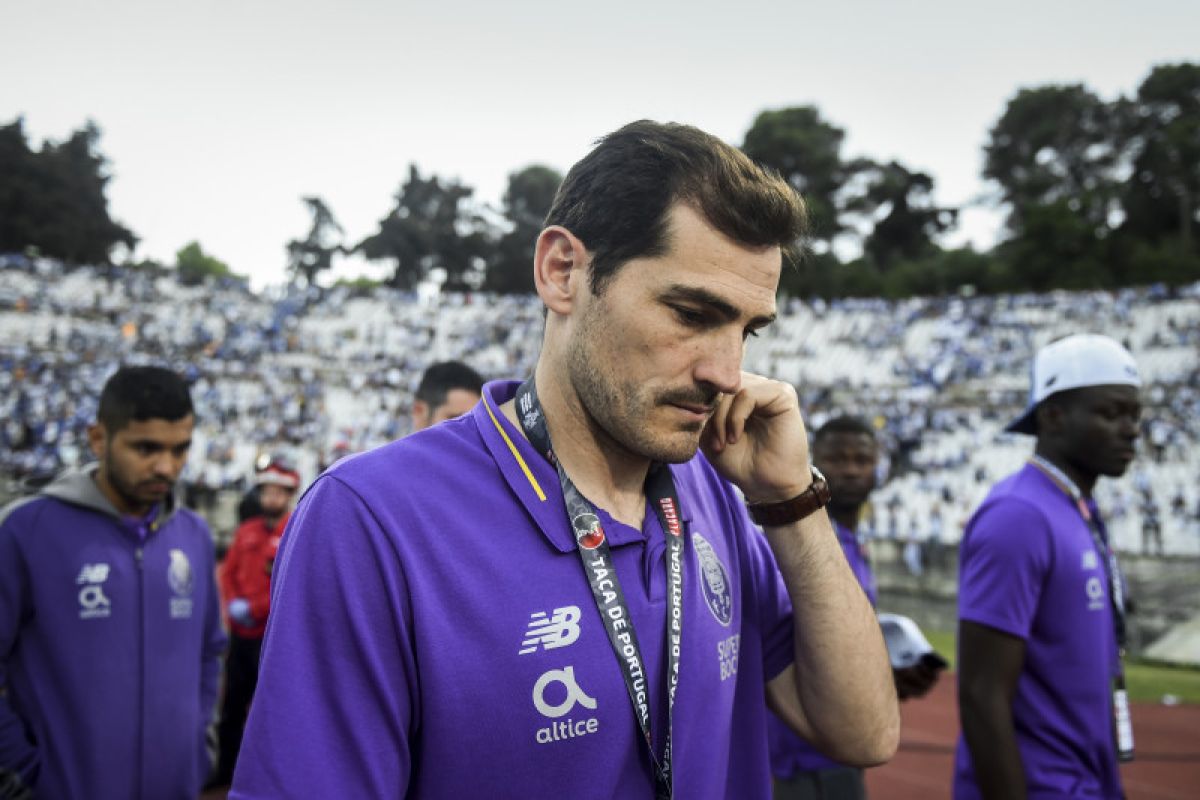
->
229, 476, 416, 798
958, 499, 1053, 640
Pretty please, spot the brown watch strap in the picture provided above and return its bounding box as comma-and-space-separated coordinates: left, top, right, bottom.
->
746, 466, 831, 527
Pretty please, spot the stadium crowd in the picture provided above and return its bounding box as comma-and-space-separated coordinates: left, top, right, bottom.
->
2, 254, 1198, 555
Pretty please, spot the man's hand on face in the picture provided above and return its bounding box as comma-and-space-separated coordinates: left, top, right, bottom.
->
701, 372, 812, 504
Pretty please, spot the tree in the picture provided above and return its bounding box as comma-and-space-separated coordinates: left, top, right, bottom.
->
996, 200, 1113, 290
742, 106, 858, 244
984, 85, 1120, 235
0, 117, 135, 264
175, 241, 235, 286
846, 160, 957, 269
0, 119, 40, 255
484, 164, 562, 294
286, 196, 343, 286
1119, 63, 1200, 252
357, 165, 490, 291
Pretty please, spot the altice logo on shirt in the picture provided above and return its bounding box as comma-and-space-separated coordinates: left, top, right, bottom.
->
532, 666, 600, 745
520, 604, 602, 745
76, 563, 112, 620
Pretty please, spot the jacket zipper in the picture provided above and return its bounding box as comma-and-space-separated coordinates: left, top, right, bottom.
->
135, 545, 145, 800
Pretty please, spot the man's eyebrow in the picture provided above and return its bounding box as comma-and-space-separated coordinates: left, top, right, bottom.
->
128, 438, 192, 449
660, 284, 776, 327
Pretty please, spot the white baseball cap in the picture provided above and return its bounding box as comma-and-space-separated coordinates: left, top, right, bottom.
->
877, 613, 947, 669
1006, 334, 1141, 435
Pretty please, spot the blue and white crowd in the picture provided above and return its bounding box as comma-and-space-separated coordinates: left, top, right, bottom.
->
2, 254, 1198, 555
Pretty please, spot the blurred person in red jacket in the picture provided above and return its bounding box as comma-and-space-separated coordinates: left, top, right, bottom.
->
211, 455, 300, 787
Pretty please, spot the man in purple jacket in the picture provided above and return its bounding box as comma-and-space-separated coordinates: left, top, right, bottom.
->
956, 334, 1142, 799
0, 366, 226, 800
233, 120, 898, 799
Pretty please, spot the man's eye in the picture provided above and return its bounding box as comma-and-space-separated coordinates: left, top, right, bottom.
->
744, 328, 760, 340
671, 306, 706, 327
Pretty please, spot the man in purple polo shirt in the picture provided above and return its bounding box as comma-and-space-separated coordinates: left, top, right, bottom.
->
232, 121, 899, 798
771, 416, 942, 799
956, 334, 1142, 799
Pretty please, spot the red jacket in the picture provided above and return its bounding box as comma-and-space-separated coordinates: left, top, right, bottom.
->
219, 514, 289, 639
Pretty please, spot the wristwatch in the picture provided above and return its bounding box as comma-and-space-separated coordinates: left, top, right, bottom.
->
746, 465, 831, 526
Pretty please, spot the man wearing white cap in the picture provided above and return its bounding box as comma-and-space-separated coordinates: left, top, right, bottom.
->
955, 334, 1141, 800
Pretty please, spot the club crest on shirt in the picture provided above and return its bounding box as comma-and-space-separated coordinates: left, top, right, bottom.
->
692, 532, 733, 626
168, 549, 194, 619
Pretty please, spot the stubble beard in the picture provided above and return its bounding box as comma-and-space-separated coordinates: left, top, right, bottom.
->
104, 446, 170, 513
565, 310, 703, 466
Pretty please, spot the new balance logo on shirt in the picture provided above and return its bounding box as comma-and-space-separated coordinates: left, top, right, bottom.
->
76, 562, 112, 619
519, 606, 582, 654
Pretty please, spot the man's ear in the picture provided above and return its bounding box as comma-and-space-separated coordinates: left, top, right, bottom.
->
411, 400, 429, 432
86, 423, 107, 461
533, 226, 590, 315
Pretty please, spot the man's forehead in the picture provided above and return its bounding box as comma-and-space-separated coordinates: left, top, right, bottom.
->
115, 416, 195, 439
1076, 384, 1141, 404
815, 431, 878, 453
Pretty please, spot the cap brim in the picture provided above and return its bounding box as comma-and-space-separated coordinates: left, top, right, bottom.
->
1004, 404, 1039, 435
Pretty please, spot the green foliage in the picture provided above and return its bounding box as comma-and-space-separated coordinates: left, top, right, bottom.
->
286, 196, 344, 286
334, 275, 383, 296
984, 84, 1121, 233
1119, 63, 1200, 251
484, 164, 562, 294
0, 117, 136, 265
357, 165, 490, 291
175, 241, 235, 286
850, 160, 958, 270
742, 107, 854, 243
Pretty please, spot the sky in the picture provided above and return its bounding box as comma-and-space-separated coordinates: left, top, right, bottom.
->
4, 0, 1198, 290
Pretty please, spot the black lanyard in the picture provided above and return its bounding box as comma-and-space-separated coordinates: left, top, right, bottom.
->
1028, 457, 1127, 649
516, 378, 684, 799
1028, 456, 1134, 761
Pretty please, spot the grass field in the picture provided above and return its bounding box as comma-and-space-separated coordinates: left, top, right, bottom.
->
923, 629, 1200, 704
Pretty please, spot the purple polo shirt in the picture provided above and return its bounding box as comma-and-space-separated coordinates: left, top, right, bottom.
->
231, 380, 795, 799
768, 520, 876, 776
954, 463, 1123, 799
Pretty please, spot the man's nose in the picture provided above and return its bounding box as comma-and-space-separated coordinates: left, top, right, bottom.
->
693, 331, 744, 396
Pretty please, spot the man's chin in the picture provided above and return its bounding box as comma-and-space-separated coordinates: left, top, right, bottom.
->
648, 434, 702, 465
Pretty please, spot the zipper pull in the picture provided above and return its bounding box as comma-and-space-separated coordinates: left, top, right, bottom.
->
135, 547, 144, 569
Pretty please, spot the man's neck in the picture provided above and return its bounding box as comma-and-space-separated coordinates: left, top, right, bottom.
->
1032, 444, 1097, 498
501, 367, 650, 528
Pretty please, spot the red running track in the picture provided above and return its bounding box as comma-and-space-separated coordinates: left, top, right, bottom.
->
866, 674, 1200, 800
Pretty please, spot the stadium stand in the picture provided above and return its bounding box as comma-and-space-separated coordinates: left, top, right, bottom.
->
2, 255, 1198, 556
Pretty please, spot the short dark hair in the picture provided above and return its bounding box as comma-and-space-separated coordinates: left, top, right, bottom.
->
544, 120, 808, 294
814, 415, 877, 448
97, 366, 194, 432
416, 361, 484, 408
